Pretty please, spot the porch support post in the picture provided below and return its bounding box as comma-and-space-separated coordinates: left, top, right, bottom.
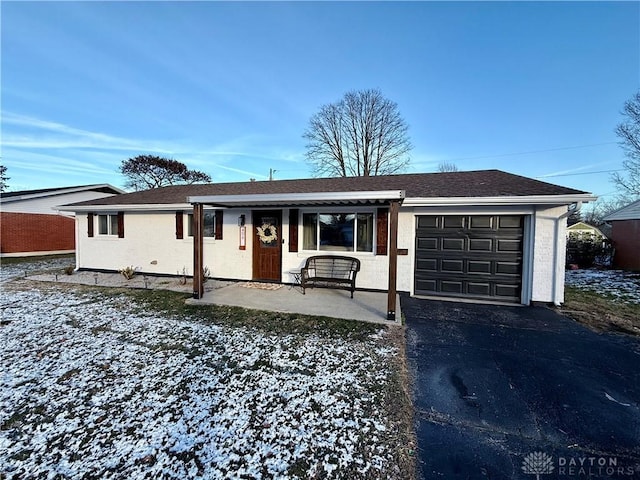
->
193, 203, 204, 299
387, 200, 399, 321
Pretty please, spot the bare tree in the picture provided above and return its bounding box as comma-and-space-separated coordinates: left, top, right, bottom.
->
613, 91, 640, 198
303, 89, 412, 177
0, 164, 9, 192
119, 155, 211, 191
437, 161, 459, 172
581, 197, 630, 226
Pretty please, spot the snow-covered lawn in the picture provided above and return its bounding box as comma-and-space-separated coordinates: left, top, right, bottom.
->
565, 269, 640, 305
0, 255, 75, 283
0, 281, 409, 479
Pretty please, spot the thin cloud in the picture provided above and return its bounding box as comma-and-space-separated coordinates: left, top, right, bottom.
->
2, 112, 174, 153
3, 112, 306, 185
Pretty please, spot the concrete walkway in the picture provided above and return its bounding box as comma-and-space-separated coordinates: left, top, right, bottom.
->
187, 282, 401, 324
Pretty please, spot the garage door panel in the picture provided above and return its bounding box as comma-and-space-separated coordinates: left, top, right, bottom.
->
441, 259, 464, 272
468, 260, 492, 274
414, 215, 523, 303
497, 239, 522, 252
442, 238, 465, 250
496, 262, 521, 275
498, 216, 523, 229
417, 216, 439, 228
443, 216, 465, 228
417, 237, 438, 249
441, 281, 463, 293
469, 238, 493, 251
469, 216, 493, 229
416, 258, 438, 271
496, 284, 520, 298
415, 278, 437, 292
468, 282, 491, 296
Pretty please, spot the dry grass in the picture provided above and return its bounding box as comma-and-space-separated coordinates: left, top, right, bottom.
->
380, 325, 417, 480
559, 286, 640, 336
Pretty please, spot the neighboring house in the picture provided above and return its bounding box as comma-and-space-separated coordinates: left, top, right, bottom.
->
1, 184, 124, 257
603, 199, 640, 270
59, 170, 595, 314
566, 221, 607, 241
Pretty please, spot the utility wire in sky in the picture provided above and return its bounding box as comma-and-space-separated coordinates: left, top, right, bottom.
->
415, 141, 618, 165
536, 169, 624, 179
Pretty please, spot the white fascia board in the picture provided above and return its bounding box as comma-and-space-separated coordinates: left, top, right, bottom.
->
2, 184, 125, 203
56, 203, 192, 212
187, 190, 406, 205
403, 193, 597, 207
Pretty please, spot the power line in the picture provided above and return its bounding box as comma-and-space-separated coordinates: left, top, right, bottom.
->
536, 169, 624, 179
414, 141, 618, 164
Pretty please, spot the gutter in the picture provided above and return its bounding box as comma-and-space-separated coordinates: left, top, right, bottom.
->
403, 194, 596, 207
56, 203, 193, 213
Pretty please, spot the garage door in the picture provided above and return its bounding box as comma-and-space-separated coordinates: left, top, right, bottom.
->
414, 215, 524, 302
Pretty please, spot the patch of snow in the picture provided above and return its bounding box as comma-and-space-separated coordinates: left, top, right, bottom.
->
1, 256, 74, 283
565, 269, 640, 304
0, 282, 400, 479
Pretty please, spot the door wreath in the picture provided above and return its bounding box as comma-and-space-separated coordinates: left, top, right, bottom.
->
257, 223, 278, 244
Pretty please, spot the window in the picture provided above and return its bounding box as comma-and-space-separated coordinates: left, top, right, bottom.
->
98, 214, 119, 236
302, 212, 374, 252
187, 212, 216, 237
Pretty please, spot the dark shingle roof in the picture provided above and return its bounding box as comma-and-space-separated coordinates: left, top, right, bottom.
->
1, 184, 123, 199
63, 170, 588, 208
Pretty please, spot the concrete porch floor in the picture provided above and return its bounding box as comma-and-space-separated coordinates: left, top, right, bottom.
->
186, 283, 401, 325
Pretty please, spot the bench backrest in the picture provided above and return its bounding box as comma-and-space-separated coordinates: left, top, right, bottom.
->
304, 255, 360, 280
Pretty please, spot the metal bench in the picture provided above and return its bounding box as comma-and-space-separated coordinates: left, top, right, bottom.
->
300, 255, 361, 298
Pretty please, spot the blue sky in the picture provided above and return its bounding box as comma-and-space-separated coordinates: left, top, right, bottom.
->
2, 1, 639, 203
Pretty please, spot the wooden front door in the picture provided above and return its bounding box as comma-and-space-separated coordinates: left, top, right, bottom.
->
252, 210, 282, 282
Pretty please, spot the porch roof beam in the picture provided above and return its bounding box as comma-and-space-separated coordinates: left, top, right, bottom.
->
187, 190, 405, 207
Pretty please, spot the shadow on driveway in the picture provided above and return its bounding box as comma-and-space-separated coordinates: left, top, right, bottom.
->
402, 294, 640, 480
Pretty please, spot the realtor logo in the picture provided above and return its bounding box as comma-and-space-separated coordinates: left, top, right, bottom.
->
522, 451, 555, 479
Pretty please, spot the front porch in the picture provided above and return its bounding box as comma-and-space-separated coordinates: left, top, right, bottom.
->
188, 190, 405, 321
187, 282, 401, 325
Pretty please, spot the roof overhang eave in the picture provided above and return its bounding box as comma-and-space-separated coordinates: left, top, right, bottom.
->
2, 184, 125, 203
403, 193, 597, 207
187, 190, 406, 207
56, 203, 193, 212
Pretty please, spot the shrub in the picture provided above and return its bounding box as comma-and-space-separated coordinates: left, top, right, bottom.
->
566, 235, 613, 269
119, 266, 137, 280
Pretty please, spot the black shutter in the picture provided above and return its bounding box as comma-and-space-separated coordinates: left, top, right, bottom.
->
87, 213, 94, 237
289, 209, 299, 252
176, 212, 184, 239
117, 212, 125, 238
215, 210, 223, 240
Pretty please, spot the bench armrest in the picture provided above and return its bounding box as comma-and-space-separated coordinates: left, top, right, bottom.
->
300, 267, 310, 280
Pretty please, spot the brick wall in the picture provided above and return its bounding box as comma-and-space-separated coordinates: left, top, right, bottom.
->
0, 212, 75, 254
611, 219, 640, 270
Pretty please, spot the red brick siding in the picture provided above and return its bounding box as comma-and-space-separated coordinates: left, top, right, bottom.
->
0, 212, 75, 254
610, 219, 640, 271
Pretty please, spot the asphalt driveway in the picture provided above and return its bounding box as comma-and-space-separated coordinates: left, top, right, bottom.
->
402, 294, 640, 480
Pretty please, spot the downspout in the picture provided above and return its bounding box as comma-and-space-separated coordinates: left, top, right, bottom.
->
552, 201, 582, 305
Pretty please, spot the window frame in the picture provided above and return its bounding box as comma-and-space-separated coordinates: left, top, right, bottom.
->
186, 211, 217, 239
97, 214, 119, 236
300, 208, 376, 254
